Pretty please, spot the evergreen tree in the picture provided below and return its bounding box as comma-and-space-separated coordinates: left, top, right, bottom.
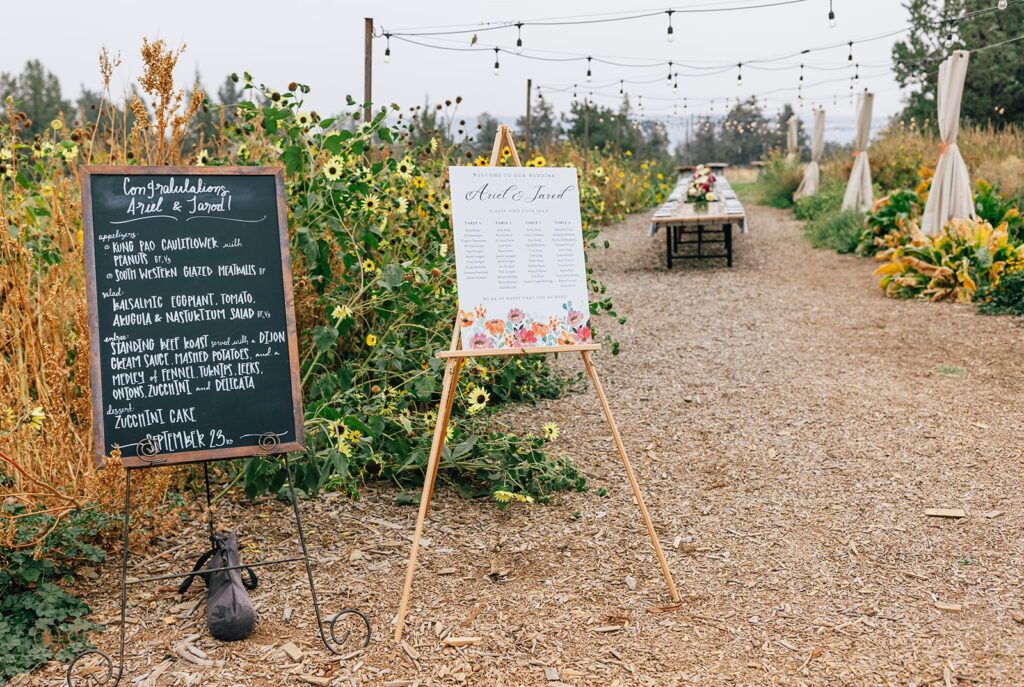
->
515, 94, 560, 151
892, 0, 1024, 128
0, 60, 70, 137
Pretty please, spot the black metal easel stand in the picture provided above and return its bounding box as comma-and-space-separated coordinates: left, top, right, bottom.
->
67, 452, 370, 687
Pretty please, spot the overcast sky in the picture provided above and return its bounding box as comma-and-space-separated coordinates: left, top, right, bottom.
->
6, 0, 911, 134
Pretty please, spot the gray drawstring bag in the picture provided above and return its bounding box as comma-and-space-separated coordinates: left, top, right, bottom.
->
178, 532, 258, 641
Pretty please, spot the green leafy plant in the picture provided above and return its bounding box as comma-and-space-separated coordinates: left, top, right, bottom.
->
757, 153, 803, 209
793, 180, 844, 221
979, 267, 1024, 316
858, 189, 921, 256
804, 209, 864, 254
0, 507, 110, 680
875, 218, 1024, 302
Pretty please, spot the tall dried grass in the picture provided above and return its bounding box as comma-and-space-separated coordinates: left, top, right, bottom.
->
1, 40, 199, 541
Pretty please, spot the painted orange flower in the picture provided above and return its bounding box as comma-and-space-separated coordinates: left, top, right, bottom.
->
557, 332, 575, 346
459, 310, 476, 327
531, 322, 549, 338
485, 319, 505, 336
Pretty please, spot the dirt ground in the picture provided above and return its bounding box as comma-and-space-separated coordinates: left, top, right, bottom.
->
37, 203, 1024, 686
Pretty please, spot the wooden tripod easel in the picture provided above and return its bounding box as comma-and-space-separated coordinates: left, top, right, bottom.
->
394, 125, 680, 641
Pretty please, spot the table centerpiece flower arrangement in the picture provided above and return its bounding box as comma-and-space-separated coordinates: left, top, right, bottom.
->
686, 164, 717, 207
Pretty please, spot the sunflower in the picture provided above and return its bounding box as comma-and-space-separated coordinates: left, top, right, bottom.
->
396, 157, 415, 181
268, 90, 283, 104
543, 421, 559, 441
532, 155, 546, 167
196, 149, 210, 166
493, 490, 514, 503
440, 199, 451, 214
466, 385, 490, 414
331, 304, 352, 321
322, 156, 344, 181
27, 406, 46, 432
396, 196, 409, 214
365, 333, 378, 347
296, 111, 312, 127
412, 175, 427, 189
362, 258, 376, 272
362, 194, 381, 213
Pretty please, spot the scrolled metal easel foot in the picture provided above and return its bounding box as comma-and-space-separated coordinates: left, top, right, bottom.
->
325, 608, 372, 651
66, 648, 120, 687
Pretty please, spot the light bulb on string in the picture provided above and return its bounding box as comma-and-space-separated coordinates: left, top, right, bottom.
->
384, 33, 391, 63
828, 0, 837, 28
667, 61, 674, 84
854, 63, 860, 81
515, 22, 523, 53
493, 48, 500, 76
998, 0, 1008, 9
673, 73, 679, 91
586, 56, 592, 83
619, 79, 624, 95
799, 63, 804, 82
572, 83, 577, 100
683, 97, 688, 111
848, 41, 854, 63
666, 9, 675, 42
737, 62, 743, 86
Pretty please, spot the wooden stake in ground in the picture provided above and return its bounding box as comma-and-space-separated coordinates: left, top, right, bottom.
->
393, 125, 680, 642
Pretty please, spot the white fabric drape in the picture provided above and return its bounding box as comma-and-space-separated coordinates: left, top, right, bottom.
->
794, 109, 825, 200
921, 50, 974, 235
786, 116, 798, 162
841, 92, 874, 212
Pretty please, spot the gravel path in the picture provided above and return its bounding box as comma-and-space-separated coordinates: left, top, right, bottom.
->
46, 203, 1024, 686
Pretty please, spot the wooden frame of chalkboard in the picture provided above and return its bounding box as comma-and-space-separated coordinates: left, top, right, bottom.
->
80, 165, 304, 468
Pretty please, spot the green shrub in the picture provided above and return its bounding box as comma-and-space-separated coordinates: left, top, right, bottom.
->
858, 189, 921, 256
794, 180, 844, 221
979, 268, 1024, 315
0, 507, 110, 681
757, 154, 803, 209
804, 209, 865, 254
974, 179, 1024, 243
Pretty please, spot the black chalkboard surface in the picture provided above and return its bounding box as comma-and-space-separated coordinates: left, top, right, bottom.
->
81, 166, 304, 467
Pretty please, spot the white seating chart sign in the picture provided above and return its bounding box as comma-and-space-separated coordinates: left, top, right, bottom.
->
448, 166, 592, 351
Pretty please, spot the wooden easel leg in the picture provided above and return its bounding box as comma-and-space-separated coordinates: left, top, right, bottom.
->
580, 350, 681, 603
423, 358, 464, 511
394, 356, 462, 641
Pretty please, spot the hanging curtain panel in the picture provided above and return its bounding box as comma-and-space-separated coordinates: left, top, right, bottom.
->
794, 109, 825, 200
921, 50, 974, 235
841, 92, 874, 212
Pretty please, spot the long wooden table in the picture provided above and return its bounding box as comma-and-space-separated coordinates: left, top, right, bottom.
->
648, 175, 747, 268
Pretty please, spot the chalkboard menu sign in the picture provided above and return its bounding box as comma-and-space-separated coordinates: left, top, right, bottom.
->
81, 166, 304, 467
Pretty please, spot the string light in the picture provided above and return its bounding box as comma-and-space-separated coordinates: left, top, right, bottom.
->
515, 22, 523, 53
799, 63, 804, 82
683, 97, 688, 111
619, 79, 624, 95
586, 56, 593, 82
384, 33, 392, 62
847, 41, 854, 62
828, 0, 837, 28
854, 62, 860, 81
667, 61, 674, 84
673, 72, 679, 90
666, 9, 675, 42
998, 0, 1008, 8
493, 47, 500, 76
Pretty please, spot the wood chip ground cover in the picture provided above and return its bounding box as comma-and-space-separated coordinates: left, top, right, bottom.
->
33, 204, 1024, 685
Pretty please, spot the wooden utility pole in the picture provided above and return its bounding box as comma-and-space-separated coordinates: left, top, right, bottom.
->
364, 17, 373, 123
583, 101, 590, 151
525, 79, 532, 152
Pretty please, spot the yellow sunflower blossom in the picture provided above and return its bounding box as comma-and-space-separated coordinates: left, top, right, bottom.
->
466, 385, 490, 414
543, 421, 559, 441
365, 333, 378, 347
28, 407, 46, 432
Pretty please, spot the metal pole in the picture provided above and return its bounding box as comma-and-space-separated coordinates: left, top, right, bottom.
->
364, 17, 373, 124
525, 78, 532, 152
